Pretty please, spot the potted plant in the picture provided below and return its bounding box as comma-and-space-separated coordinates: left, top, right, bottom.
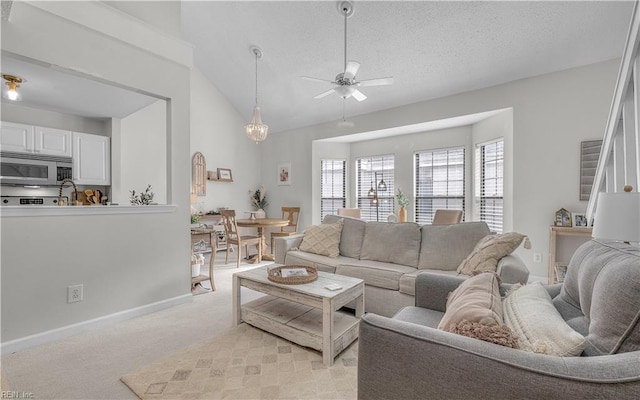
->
249, 185, 268, 218
396, 188, 409, 222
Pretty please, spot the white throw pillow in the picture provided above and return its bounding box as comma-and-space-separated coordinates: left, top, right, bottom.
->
299, 219, 344, 258
503, 282, 586, 356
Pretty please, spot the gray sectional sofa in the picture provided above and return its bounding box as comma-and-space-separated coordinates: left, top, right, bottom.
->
274, 215, 529, 317
357, 240, 640, 399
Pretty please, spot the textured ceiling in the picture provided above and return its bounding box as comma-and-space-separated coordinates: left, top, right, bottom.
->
182, 1, 634, 134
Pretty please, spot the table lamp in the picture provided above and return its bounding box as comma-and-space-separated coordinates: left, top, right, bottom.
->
592, 186, 640, 244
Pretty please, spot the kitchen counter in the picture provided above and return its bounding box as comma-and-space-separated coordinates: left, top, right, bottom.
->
0, 204, 177, 217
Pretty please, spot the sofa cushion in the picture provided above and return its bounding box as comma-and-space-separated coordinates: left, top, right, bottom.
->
323, 215, 366, 258
503, 282, 586, 356
457, 232, 526, 275
554, 240, 640, 356
418, 222, 491, 270
299, 219, 343, 258
360, 222, 422, 267
335, 260, 416, 291
284, 250, 345, 273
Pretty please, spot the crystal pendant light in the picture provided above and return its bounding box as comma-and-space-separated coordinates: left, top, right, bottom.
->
245, 46, 268, 143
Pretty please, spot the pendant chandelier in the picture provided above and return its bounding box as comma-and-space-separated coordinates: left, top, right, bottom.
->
245, 46, 268, 143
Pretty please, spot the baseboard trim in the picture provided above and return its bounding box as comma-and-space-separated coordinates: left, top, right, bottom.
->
1, 294, 193, 355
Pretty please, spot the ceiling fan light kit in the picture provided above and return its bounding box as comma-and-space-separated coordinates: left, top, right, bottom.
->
301, 1, 393, 103
245, 46, 269, 143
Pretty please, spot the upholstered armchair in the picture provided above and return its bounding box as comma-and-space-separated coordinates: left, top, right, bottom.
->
358, 240, 640, 399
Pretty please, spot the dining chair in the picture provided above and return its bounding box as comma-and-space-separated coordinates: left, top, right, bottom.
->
220, 209, 262, 267
432, 209, 463, 225
337, 208, 361, 219
270, 206, 301, 251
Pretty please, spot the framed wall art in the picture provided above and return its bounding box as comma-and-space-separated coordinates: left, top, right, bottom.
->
278, 162, 291, 186
217, 168, 233, 182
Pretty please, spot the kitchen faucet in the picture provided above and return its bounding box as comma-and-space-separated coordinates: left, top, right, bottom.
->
58, 178, 79, 206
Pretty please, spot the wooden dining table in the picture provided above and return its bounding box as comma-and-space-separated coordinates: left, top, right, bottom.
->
236, 218, 290, 262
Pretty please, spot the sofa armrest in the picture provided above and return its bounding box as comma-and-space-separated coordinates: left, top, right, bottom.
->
414, 272, 467, 311
358, 313, 640, 400
274, 234, 304, 264
496, 254, 529, 284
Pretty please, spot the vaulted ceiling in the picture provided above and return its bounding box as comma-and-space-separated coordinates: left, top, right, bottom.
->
182, 1, 634, 134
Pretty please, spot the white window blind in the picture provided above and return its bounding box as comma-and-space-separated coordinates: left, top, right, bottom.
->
356, 155, 394, 222
478, 139, 504, 233
320, 159, 346, 221
415, 147, 465, 225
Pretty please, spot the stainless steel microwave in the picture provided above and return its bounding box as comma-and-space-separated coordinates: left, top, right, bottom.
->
0, 151, 73, 186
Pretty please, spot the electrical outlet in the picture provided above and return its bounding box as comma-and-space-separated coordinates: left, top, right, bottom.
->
533, 253, 542, 263
68, 284, 83, 303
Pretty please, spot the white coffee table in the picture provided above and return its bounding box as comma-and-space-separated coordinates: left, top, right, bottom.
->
232, 265, 364, 366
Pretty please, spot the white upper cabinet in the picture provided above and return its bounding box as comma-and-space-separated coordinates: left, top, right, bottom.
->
0, 121, 35, 153
35, 126, 72, 157
1, 121, 72, 157
72, 132, 111, 185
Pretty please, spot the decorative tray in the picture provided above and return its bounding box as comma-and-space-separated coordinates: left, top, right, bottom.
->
267, 265, 318, 284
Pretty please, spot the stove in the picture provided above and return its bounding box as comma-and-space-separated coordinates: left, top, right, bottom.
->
1, 196, 67, 206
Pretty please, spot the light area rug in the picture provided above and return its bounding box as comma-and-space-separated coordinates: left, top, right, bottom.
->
121, 323, 358, 400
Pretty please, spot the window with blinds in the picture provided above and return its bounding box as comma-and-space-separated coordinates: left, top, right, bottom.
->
320, 159, 346, 221
356, 155, 395, 221
415, 148, 465, 225
477, 139, 504, 233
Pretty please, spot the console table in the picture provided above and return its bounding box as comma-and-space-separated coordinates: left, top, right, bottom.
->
190, 228, 216, 291
548, 226, 592, 284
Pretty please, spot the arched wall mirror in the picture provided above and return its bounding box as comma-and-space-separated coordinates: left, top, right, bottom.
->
192, 152, 206, 196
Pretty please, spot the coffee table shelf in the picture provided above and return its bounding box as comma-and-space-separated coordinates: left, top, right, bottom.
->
242, 295, 360, 357
233, 265, 364, 366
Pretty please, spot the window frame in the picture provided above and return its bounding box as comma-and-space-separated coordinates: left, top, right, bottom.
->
414, 146, 466, 225
356, 155, 395, 222
476, 138, 504, 233
320, 159, 347, 221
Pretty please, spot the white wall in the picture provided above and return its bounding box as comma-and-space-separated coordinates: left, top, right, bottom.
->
261, 60, 618, 279
1, 102, 108, 136
115, 100, 167, 204
1, 1, 192, 343
189, 68, 262, 214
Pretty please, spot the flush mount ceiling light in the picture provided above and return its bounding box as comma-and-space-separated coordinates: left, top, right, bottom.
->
244, 46, 268, 143
2, 74, 23, 101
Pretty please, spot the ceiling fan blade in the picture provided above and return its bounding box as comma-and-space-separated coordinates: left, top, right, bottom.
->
357, 77, 394, 87
313, 89, 336, 99
343, 61, 361, 80
301, 76, 336, 84
351, 89, 367, 102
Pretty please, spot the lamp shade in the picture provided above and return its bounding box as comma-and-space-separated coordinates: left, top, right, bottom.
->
592, 191, 640, 242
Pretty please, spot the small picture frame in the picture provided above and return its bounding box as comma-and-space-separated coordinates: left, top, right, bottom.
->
277, 162, 291, 186
554, 208, 572, 227
217, 168, 233, 182
572, 212, 588, 227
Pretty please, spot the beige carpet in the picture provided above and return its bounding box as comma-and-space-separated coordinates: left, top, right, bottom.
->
121, 323, 358, 399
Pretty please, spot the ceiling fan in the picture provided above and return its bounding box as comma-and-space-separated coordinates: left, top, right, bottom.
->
302, 1, 393, 102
